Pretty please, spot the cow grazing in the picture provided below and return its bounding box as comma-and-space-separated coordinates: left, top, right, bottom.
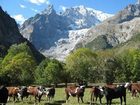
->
6, 86, 20, 102
45, 86, 55, 102
65, 85, 85, 103
104, 84, 127, 105
128, 83, 140, 97
0, 85, 8, 105
27, 86, 44, 103
90, 86, 104, 104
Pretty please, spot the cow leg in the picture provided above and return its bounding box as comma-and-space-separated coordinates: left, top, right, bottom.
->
124, 96, 126, 105
90, 93, 94, 104
95, 96, 98, 102
66, 94, 69, 103
21, 95, 24, 101
106, 98, 109, 105
48, 97, 50, 103
13, 95, 16, 102
8, 96, 10, 101
99, 96, 102, 104
120, 97, 122, 105
38, 96, 41, 103
133, 90, 136, 97
109, 99, 112, 105
35, 96, 37, 103
81, 97, 84, 103
107, 99, 112, 105
77, 96, 80, 103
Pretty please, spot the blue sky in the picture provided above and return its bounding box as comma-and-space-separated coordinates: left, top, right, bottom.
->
0, 0, 137, 24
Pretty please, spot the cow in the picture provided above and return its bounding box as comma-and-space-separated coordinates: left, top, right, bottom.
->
103, 83, 128, 105
65, 85, 85, 103
27, 86, 45, 103
6, 86, 20, 102
90, 86, 104, 104
128, 83, 140, 97
0, 85, 8, 105
18, 86, 29, 101
45, 86, 55, 102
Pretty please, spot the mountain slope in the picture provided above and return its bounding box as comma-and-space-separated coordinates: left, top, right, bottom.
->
20, 5, 113, 60
113, 33, 140, 54
0, 6, 44, 63
78, 4, 140, 50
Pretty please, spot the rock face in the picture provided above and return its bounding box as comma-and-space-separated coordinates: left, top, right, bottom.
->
78, 4, 140, 50
20, 5, 112, 60
0, 6, 44, 63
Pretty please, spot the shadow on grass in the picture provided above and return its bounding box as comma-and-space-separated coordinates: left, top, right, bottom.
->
44, 100, 66, 105
86, 101, 121, 105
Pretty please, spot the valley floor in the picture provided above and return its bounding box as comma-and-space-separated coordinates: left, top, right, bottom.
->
7, 88, 140, 105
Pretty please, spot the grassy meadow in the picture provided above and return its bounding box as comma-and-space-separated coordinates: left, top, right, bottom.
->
7, 88, 140, 105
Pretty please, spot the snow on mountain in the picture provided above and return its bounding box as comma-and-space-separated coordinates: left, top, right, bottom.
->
62, 5, 113, 30
43, 29, 89, 61
86, 7, 113, 21
20, 5, 113, 61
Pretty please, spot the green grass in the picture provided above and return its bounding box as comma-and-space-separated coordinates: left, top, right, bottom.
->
7, 88, 140, 105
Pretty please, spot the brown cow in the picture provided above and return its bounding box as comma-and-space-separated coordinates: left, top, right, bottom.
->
6, 86, 20, 102
90, 86, 104, 104
65, 85, 85, 103
128, 83, 140, 97
27, 86, 44, 103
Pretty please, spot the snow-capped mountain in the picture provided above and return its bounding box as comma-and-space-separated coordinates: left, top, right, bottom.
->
62, 5, 113, 30
20, 5, 113, 60
77, 4, 140, 51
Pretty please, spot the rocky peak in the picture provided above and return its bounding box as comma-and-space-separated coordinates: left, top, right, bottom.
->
107, 4, 140, 24
41, 5, 56, 15
64, 5, 88, 15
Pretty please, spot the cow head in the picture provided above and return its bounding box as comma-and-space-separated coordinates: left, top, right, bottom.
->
124, 82, 131, 88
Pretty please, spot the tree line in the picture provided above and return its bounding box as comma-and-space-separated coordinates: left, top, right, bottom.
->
0, 42, 140, 86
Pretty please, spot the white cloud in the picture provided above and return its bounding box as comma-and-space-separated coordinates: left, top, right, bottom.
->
46, 0, 50, 5
29, 0, 50, 5
19, 4, 26, 8
31, 8, 39, 13
12, 14, 26, 25
59, 5, 67, 11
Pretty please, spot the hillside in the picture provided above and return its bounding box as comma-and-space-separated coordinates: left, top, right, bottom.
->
113, 33, 140, 54
0, 6, 45, 63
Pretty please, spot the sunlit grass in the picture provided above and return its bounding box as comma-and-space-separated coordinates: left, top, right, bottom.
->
7, 88, 140, 105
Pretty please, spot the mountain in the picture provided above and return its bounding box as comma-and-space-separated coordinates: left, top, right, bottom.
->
77, 4, 140, 50
20, 5, 113, 60
0, 6, 44, 63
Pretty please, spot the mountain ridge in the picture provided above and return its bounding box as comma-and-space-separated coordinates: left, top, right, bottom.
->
20, 5, 113, 60
78, 4, 140, 51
